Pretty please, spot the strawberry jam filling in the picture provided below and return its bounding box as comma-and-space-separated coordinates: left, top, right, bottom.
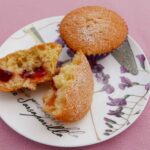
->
21, 70, 34, 78
34, 66, 47, 78
0, 69, 13, 82
47, 93, 56, 106
21, 66, 46, 79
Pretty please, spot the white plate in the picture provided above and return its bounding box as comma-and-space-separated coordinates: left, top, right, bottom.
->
0, 16, 150, 147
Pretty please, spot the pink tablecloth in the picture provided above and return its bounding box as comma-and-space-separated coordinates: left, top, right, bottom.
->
0, 0, 150, 149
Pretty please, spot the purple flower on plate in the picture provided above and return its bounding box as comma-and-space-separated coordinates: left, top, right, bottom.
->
102, 84, 115, 94
145, 83, 150, 91
86, 55, 107, 74
136, 54, 145, 69
55, 37, 65, 47
66, 48, 74, 58
119, 76, 133, 90
121, 77, 132, 87
107, 96, 127, 106
120, 66, 129, 73
87, 56, 105, 73
95, 72, 103, 82
102, 74, 110, 84
91, 63, 104, 73
95, 72, 110, 84
108, 107, 123, 117
119, 83, 126, 90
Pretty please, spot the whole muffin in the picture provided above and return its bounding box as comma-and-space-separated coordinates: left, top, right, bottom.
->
60, 6, 128, 55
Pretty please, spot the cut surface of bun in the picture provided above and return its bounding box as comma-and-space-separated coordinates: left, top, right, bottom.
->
0, 42, 61, 92
43, 52, 94, 122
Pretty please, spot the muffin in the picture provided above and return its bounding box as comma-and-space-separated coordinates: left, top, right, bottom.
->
43, 52, 94, 122
0, 42, 61, 92
60, 6, 128, 55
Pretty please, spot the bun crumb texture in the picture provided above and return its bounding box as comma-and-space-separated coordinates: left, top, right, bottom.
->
0, 42, 61, 92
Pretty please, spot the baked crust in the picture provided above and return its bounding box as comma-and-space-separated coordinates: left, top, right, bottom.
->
60, 6, 128, 55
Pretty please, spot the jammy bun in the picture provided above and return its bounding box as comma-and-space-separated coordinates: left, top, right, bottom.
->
0, 43, 61, 92
43, 52, 94, 122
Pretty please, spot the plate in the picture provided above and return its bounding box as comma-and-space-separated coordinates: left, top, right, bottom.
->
0, 16, 150, 147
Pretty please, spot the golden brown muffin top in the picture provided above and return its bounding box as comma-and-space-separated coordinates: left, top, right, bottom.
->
60, 6, 128, 55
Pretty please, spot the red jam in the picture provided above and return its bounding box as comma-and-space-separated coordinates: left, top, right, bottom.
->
0, 69, 13, 82
33, 66, 46, 78
21, 66, 46, 79
21, 70, 34, 78
47, 93, 56, 106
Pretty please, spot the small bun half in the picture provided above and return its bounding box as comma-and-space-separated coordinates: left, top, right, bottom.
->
0, 42, 61, 92
43, 52, 94, 122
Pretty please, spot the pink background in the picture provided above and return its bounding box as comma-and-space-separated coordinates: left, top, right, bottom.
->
0, 0, 150, 149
